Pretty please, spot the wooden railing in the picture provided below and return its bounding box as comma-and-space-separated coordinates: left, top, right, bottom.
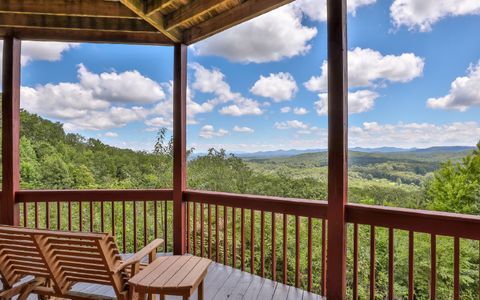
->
184, 190, 480, 299
16, 189, 174, 254
13, 189, 480, 298
184, 190, 328, 295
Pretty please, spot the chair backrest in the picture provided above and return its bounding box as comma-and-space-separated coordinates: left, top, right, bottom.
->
0, 226, 127, 299
0, 226, 50, 287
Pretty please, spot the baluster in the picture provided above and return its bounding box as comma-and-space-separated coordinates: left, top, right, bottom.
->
200, 202, 204, 257
283, 214, 288, 284
241, 208, 245, 271
295, 216, 300, 288
431, 234, 436, 300
353, 223, 358, 300
307, 217, 312, 292
408, 231, 414, 300
454, 237, 460, 300
370, 225, 376, 300
232, 208, 236, 268
260, 211, 265, 278
272, 212, 276, 281
388, 228, 394, 300
251, 209, 255, 274
223, 206, 228, 265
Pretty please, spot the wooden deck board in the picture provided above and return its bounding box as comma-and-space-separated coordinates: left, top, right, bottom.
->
1, 260, 323, 300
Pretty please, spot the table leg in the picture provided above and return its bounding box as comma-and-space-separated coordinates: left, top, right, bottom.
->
160, 295, 165, 300
198, 281, 204, 300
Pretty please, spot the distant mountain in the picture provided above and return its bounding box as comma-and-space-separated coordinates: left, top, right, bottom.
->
410, 146, 476, 153
350, 147, 415, 153
232, 146, 476, 159
235, 149, 326, 158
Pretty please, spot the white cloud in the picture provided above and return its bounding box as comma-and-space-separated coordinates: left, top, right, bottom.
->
199, 125, 229, 139
295, 0, 376, 22
192, 5, 317, 63
305, 48, 424, 92
233, 126, 255, 133
250, 72, 298, 102
280, 107, 291, 113
190, 63, 264, 116
20, 64, 166, 131
350, 121, 480, 148
293, 107, 309, 115
219, 98, 263, 116
21, 41, 79, 66
390, 0, 480, 32
78, 64, 165, 104
0, 41, 78, 79
274, 120, 309, 130
427, 62, 480, 111
314, 90, 379, 115
63, 106, 149, 131
104, 132, 118, 137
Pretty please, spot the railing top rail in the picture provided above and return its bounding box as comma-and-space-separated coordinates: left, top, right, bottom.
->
184, 189, 327, 219
16, 189, 174, 203
347, 203, 480, 240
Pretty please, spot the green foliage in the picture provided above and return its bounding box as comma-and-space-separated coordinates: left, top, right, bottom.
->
426, 143, 480, 214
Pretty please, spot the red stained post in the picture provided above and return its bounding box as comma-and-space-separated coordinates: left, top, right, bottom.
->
1, 35, 21, 226
326, 0, 348, 298
173, 43, 187, 255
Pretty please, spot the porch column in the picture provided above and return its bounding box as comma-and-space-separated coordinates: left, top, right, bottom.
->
1, 35, 21, 226
326, 0, 348, 298
172, 43, 187, 255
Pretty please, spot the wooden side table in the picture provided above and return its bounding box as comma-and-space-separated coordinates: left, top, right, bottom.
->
128, 256, 211, 300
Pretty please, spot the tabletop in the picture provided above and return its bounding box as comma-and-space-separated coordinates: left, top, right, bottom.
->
128, 256, 212, 295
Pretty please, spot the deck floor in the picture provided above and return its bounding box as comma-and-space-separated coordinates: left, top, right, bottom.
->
3, 260, 323, 300
73, 261, 323, 300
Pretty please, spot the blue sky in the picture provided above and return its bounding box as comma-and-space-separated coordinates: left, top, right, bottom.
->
9, 0, 480, 152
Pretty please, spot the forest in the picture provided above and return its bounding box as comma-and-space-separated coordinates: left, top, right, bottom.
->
3, 110, 480, 298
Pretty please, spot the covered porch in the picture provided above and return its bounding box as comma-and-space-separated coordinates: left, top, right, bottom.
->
1, 1, 480, 299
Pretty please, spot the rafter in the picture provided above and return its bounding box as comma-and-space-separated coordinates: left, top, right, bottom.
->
183, 0, 294, 44
119, 0, 182, 43
0, 13, 157, 33
0, 0, 139, 19
164, 0, 230, 31
145, 0, 179, 16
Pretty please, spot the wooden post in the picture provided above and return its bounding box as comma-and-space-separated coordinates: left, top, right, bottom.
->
172, 43, 187, 255
1, 36, 21, 226
326, 0, 348, 298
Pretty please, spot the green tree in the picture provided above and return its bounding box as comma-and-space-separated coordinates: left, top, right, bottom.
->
426, 142, 480, 214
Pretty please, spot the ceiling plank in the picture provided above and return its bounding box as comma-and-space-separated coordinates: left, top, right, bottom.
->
119, 0, 182, 43
164, 0, 230, 31
183, 0, 293, 44
0, 13, 158, 33
0, 27, 173, 45
0, 0, 139, 19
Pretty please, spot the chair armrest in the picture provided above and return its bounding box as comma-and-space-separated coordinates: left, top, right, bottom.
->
113, 238, 164, 274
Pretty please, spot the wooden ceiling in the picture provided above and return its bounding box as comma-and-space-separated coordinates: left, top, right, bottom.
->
0, 0, 293, 45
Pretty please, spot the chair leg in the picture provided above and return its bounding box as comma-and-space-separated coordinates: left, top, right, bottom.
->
198, 281, 204, 300
159, 295, 165, 300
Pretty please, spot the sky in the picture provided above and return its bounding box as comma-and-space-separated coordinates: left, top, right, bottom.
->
2, 0, 480, 153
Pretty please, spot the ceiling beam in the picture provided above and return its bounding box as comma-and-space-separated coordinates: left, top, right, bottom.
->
145, 0, 178, 16
119, 0, 182, 43
164, 0, 230, 31
0, 27, 174, 45
0, 0, 139, 19
0, 13, 158, 33
183, 0, 293, 44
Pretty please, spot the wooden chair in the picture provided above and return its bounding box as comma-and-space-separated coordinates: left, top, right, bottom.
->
0, 225, 163, 300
